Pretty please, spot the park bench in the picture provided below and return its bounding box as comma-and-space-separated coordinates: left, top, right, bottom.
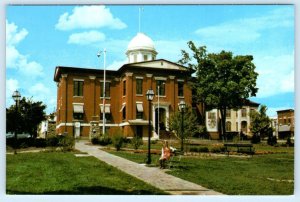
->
223, 143, 255, 156
167, 149, 183, 169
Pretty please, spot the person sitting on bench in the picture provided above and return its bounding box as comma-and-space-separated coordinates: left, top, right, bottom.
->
159, 140, 171, 169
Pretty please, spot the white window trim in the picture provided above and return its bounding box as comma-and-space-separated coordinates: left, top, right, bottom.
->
73, 78, 84, 81
155, 77, 167, 81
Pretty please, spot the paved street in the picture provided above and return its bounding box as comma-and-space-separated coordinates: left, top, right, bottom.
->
75, 140, 223, 195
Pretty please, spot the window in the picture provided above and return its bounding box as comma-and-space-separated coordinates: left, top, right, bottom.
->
226, 121, 231, 132
178, 82, 184, 97
136, 79, 143, 95
100, 82, 110, 98
100, 105, 111, 122
100, 113, 111, 122
123, 80, 126, 96
208, 112, 215, 119
73, 113, 83, 120
133, 54, 137, 62
226, 110, 231, 118
156, 80, 165, 96
73, 80, 83, 96
143, 55, 148, 61
122, 106, 126, 120
241, 108, 247, 117
136, 103, 143, 119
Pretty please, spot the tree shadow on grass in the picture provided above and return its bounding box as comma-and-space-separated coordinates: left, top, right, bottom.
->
7, 185, 167, 195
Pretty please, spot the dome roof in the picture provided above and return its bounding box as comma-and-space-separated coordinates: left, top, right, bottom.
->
127, 32, 156, 52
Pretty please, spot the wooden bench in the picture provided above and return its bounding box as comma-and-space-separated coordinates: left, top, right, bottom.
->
224, 143, 255, 156
166, 150, 183, 169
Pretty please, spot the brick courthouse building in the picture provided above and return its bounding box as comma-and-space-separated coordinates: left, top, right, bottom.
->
54, 33, 194, 139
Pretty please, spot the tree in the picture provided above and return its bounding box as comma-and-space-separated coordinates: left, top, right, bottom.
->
249, 105, 273, 143
6, 97, 47, 138
179, 41, 258, 139
169, 106, 200, 150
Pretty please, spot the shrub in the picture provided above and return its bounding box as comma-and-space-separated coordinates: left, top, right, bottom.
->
35, 138, 47, 148
267, 136, 277, 146
99, 133, 112, 146
111, 128, 124, 151
131, 136, 143, 150
91, 137, 99, 145
58, 134, 75, 152
251, 134, 261, 144
211, 146, 226, 153
151, 139, 158, 144
189, 146, 209, 153
46, 135, 59, 147
286, 137, 294, 147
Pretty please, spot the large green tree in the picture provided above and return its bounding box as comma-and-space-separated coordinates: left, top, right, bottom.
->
169, 107, 201, 151
249, 105, 273, 140
179, 41, 258, 139
6, 97, 47, 138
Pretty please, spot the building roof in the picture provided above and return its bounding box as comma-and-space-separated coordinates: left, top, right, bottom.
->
277, 109, 294, 113
54, 59, 191, 82
127, 32, 156, 52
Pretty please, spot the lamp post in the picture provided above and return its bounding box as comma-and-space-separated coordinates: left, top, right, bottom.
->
179, 100, 186, 152
12, 90, 21, 154
97, 49, 106, 135
157, 82, 165, 139
146, 88, 154, 164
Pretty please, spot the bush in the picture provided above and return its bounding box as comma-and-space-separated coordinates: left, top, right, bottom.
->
58, 134, 75, 152
99, 133, 112, 146
189, 146, 209, 153
111, 128, 124, 151
46, 135, 60, 147
131, 136, 143, 150
286, 137, 294, 147
211, 146, 226, 153
267, 136, 277, 146
91, 137, 99, 145
251, 134, 261, 144
35, 138, 47, 147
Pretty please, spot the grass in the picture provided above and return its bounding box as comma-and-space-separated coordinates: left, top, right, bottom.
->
108, 145, 294, 195
6, 151, 166, 195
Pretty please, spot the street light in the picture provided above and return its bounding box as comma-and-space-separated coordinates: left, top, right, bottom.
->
146, 88, 154, 164
157, 82, 165, 139
97, 49, 106, 135
179, 100, 186, 152
12, 90, 21, 154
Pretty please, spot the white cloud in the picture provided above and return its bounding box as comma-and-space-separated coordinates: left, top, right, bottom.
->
68, 30, 106, 45
195, 7, 293, 45
6, 20, 28, 46
55, 5, 127, 31
254, 52, 294, 98
6, 20, 44, 78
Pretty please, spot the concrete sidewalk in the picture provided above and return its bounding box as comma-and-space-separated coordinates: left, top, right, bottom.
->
75, 140, 223, 195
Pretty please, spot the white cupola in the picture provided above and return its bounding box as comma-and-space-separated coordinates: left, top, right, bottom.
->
126, 32, 157, 63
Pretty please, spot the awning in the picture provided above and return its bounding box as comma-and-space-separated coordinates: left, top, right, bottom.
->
100, 105, 111, 113
136, 103, 143, 112
120, 103, 126, 112
73, 104, 84, 113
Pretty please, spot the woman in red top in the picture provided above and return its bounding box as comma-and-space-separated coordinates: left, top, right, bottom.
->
159, 140, 171, 169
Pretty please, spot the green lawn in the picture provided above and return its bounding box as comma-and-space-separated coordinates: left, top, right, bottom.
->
108, 147, 294, 195
6, 152, 166, 195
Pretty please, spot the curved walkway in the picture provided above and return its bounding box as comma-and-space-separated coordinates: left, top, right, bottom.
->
75, 141, 223, 195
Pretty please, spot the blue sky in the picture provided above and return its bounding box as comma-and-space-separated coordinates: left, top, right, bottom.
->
6, 5, 294, 117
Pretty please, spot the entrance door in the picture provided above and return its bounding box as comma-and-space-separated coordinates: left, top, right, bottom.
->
136, 126, 143, 138
155, 108, 166, 133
